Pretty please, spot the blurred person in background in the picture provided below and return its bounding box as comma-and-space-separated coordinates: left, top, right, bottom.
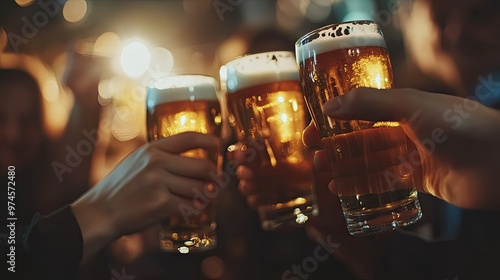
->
0, 52, 102, 220
0, 50, 111, 278
0, 52, 103, 278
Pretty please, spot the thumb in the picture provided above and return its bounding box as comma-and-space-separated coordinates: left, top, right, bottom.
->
322, 88, 424, 122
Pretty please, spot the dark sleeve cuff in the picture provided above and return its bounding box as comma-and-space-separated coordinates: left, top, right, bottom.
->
22, 205, 83, 279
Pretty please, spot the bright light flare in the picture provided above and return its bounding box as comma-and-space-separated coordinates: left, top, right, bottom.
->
120, 41, 151, 77
148, 47, 174, 78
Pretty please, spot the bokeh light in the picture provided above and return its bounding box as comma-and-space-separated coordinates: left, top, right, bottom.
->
276, 0, 305, 30
93, 32, 122, 58
63, 0, 88, 23
15, 0, 35, 7
304, 0, 332, 22
41, 79, 60, 102
148, 47, 174, 78
120, 41, 151, 77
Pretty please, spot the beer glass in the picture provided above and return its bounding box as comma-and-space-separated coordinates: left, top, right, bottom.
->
295, 21, 422, 235
221, 51, 316, 231
146, 75, 221, 253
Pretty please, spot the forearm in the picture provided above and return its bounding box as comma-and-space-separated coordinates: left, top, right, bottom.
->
70, 190, 118, 264
19, 206, 83, 279
447, 108, 500, 210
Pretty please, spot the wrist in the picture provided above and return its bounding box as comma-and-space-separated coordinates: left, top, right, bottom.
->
70, 192, 119, 263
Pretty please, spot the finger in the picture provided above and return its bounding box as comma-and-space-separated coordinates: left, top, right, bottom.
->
332, 162, 416, 196
246, 195, 260, 209
226, 142, 260, 166
313, 150, 330, 172
324, 127, 407, 157
164, 195, 198, 217
226, 142, 244, 162
328, 180, 338, 195
163, 155, 217, 182
153, 132, 220, 154
236, 165, 255, 181
162, 173, 208, 199
328, 146, 407, 178
322, 88, 423, 122
238, 179, 257, 195
303, 121, 322, 148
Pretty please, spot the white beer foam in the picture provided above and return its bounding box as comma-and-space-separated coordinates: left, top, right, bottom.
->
147, 75, 218, 109
223, 51, 299, 93
296, 21, 386, 64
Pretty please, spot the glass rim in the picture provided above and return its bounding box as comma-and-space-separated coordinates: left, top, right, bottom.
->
295, 20, 379, 47
224, 50, 295, 65
146, 74, 219, 107
222, 51, 299, 93
147, 74, 217, 90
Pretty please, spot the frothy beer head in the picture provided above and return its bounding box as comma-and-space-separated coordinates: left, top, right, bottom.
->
147, 75, 218, 111
222, 51, 299, 93
295, 21, 393, 138
295, 21, 386, 64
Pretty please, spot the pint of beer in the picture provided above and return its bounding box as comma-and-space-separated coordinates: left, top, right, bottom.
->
295, 21, 422, 235
221, 51, 316, 231
146, 75, 221, 253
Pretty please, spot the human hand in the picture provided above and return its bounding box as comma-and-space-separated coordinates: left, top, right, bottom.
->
71, 132, 220, 263
307, 88, 500, 210
228, 142, 313, 209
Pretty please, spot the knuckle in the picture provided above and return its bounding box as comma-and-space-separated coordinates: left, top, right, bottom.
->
154, 189, 172, 207
194, 160, 216, 178
144, 172, 165, 186
146, 152, 165, 167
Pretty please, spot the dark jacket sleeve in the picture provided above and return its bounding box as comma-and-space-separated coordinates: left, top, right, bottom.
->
17, 205, 83, 280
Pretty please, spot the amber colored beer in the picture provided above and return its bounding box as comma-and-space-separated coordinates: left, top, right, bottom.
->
146, 75, 221, 253
147, 100, 221, 161
222, 51, 316, 231
296, 21, 421, 235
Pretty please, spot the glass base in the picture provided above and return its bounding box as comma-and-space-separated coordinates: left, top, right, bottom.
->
344, 197, 422, 236
158, 223, 217, 254
258, 195, 317, 231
